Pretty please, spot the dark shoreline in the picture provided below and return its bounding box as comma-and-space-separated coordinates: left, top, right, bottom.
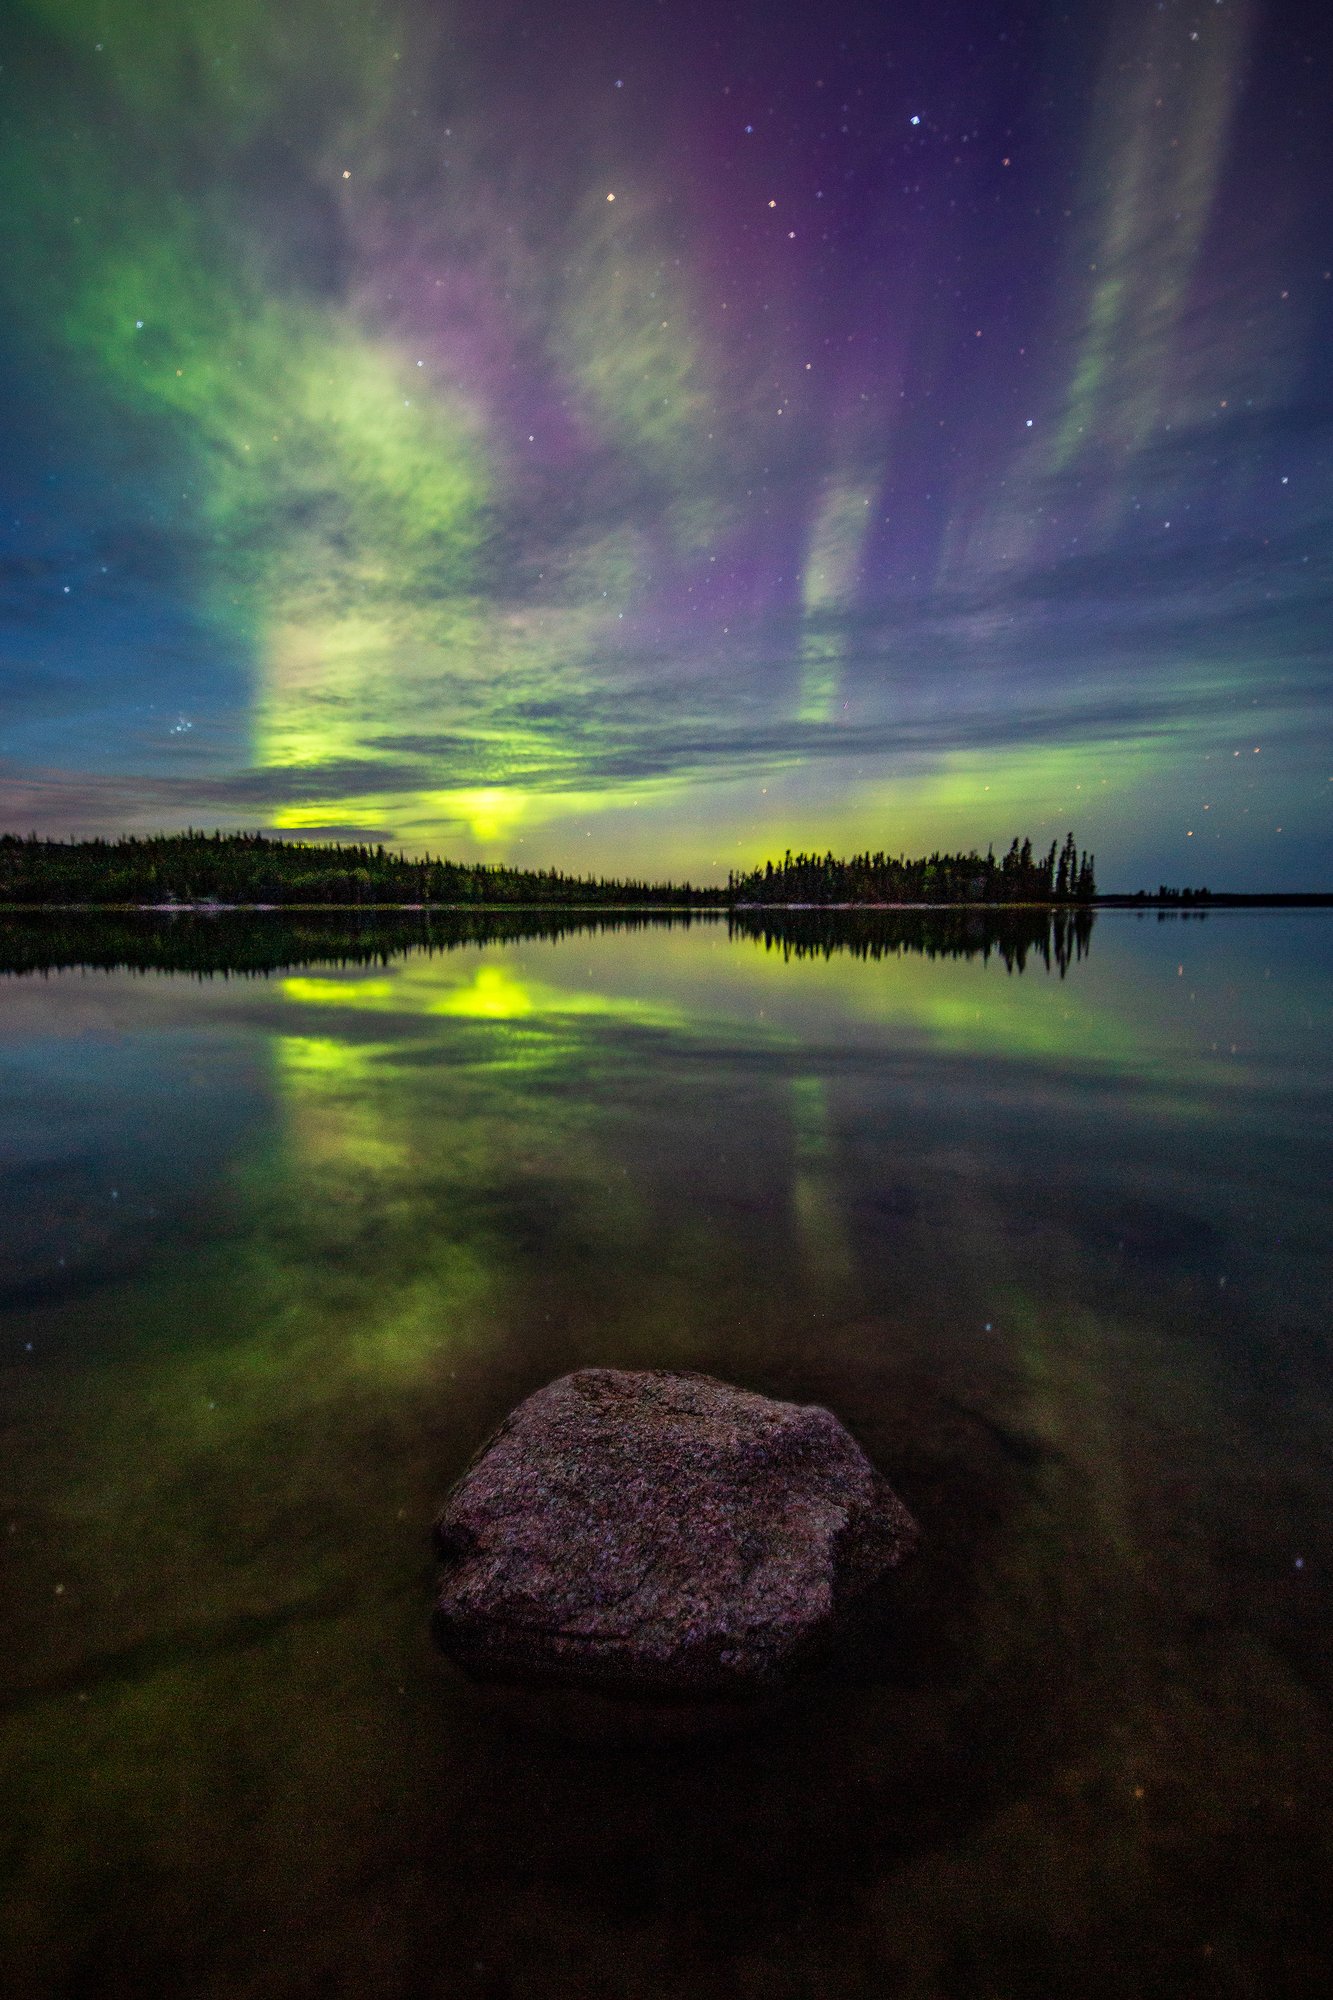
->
1, 895, 1328, 914
0, 902, 1095, 978
1092, 893, 1333, 909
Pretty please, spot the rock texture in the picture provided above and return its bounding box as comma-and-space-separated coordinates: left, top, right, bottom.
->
432, 1367, 918, 1707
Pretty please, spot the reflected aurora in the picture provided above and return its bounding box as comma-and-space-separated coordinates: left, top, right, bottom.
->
1, 914, 1331, 1993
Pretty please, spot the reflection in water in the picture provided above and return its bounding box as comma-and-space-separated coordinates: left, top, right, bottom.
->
730, 903, 1095, 973
0, 906, 714, 979
0, 902, 1095, 979
0, 913, 1330, 1999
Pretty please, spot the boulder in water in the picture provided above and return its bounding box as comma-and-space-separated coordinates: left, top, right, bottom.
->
431, 1367, 918, 1730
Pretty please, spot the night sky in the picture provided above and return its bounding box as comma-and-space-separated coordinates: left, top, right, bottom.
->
1, 0, 1330, 889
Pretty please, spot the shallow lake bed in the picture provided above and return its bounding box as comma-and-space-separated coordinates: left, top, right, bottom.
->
1, 908, 1330, 1998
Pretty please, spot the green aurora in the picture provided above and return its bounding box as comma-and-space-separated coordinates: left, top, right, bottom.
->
1, 0, 1329, 885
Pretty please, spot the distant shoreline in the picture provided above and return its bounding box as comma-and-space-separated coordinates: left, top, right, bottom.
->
1090, 893, 1333, 909
1, 896, 1328, 914
9, 831, 1323, 911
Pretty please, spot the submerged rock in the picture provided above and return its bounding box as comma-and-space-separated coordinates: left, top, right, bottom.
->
432, 1367, 918, 1729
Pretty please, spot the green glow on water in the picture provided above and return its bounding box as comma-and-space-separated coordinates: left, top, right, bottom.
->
1, 913, 1330, 1995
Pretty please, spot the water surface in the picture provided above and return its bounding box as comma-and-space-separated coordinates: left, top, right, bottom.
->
1, 908, 1330, 1998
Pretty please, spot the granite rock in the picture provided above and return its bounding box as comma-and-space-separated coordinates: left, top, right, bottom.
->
432, 1367, 918, 1709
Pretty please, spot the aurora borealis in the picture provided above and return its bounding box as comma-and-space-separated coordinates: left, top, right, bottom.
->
1, 0, 1329, 887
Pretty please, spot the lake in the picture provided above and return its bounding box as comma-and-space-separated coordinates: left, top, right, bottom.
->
1, 907, 1330, 1999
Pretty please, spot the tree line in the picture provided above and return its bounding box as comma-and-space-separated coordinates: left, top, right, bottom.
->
729, 832, 1095, 905
0, 827, 1095, 908
0, 831, 725, 908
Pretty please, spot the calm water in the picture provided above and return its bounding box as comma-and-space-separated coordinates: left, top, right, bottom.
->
1, 909, 1330, 1999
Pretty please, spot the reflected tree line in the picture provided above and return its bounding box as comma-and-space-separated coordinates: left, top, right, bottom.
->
0, 904, 1095, 979
0, 908, 709, 978
730, 904, 1095, 972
